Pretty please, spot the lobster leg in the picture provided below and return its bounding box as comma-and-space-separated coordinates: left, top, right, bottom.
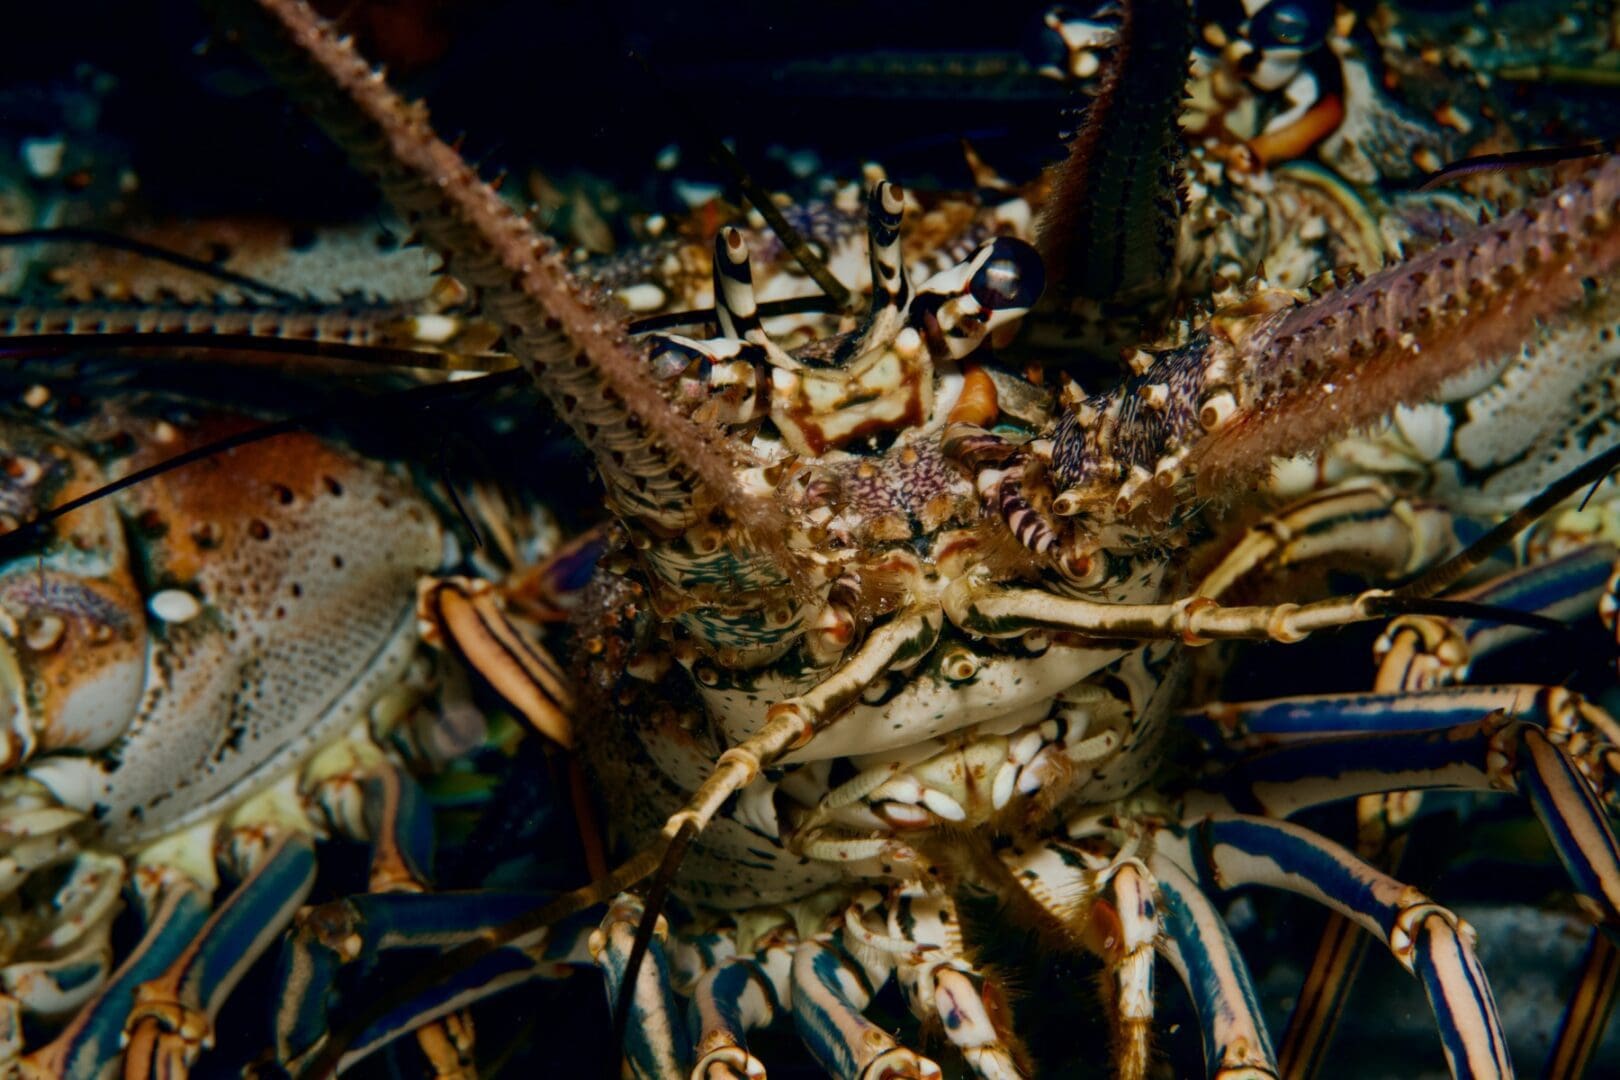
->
302, 754, 480, 1075
789, 932, 942, 1080
1274, 543, 1617, 1078
689, 954, 781, 1080
1545, 931, 1620, 1080
418, 577, 575, 749
1188, 684, 1619, 777
1149, 852, 1279, 1079
593, 894, 693, 1080
21, 885, 211, 1078
1158, 816, 1512, 1079
1090, 860, 1159, 1080
688, 914, 794, 1080
1191, 708, 1620, 926
842, 887, 1027, 1080
121, 831, 318, 1079
272, 889, 554, 1069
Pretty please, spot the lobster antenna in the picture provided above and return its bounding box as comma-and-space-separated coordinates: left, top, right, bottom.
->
0, 322, 515, 372
619, 45, 855, 312
1362, 596, 1568, 635
0, 369, 525, 563
608, 818, 699, 1072
1394, 439, 1620, 599
1415, 142, 1610, 191
0, 227, 307, 303
211, 0, 802, 580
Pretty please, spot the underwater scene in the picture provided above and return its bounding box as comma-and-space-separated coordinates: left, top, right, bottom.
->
2, 1, 1620, 1077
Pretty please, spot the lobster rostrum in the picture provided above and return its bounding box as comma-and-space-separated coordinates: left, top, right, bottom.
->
3, 0, 1620, 1077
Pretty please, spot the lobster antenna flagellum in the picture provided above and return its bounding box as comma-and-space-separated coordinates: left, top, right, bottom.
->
206, 0, 805, 582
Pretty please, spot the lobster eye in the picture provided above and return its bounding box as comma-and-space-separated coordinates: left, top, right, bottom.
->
1253, 1, 1329, 50
649, 338, 705, 380
969, 237, 1045, 311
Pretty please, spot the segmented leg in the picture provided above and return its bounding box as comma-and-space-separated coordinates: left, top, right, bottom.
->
1273, 543, 1618, 1078
1193, 482, 1457, 602
122, 831, 318, 1079
790, 932, 942, 1080
418, 576, 574, 749
1089, 861, 1158, 1080
843, 886, 1027, 1079
273, 889, 554, 1070
19, 886, 210, 1078
305, 754, 476, 1075
688, 917, 794, 1080
1545, 931, 1620, 1080
593, 894, 693, 1080
1157, 816, 1511, 1079
1149, 853, 1279, 1079
1190, 704, 1620, 928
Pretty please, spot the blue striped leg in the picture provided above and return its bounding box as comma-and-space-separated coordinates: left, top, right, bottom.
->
840, 887, 1027, 1079
1274, 545, 1618, 1078
1544, 931, 1620, 1080
790, 929, 942, 1080
1149, 853, 1279, 1079
1191, 704, 1620, 929
307, 755, 480, 1073
121, 831, 317, 1079
687, 915, 794, 1080
20, 884, 211, 1077
273, 889, 553, 1071
591, 894, 693, 1080
1159, 816, 1511, 1079
331, 933, 581, 1075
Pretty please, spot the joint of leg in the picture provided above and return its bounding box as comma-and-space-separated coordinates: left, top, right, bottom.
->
291, 899, 365, 963
1265, 603, 1306, 644
1483, 713, 1524, 792
1390, 893, 1468, 974
694, 1046, 767, 1080
716, 746, 763, 787
1179, 596, 1218, 646
764, 702, 815, 749
125, 995, 211, 1049
862, 1045, 943, 1080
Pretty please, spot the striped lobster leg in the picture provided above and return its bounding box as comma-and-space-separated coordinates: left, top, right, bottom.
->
1188, 701, 1620, 927
268, 757, 566, 1074
294, 757, 486, 1075
121, 832, 319, 1078
20, 885, 211, 1077
594, 894, 693, 1080
686, 916, 794, 1080
272, 889, 557, 1072
841, 886, 1027, 1080
1156, 816, 1512, 1079
1265, 544, 1619, 1078
1544, 932, 1620, 1080
790, 929, 942, 1080
1149, 852, 1279, 1079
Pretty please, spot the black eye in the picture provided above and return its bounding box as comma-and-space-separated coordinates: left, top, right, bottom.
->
969, 238, 1045, 311
1252, 2, 1328, 50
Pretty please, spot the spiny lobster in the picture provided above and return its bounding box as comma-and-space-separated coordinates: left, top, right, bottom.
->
3, 0, 1620, 1077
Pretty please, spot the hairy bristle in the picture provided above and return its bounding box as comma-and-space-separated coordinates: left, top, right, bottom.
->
216, 0, 797, 571
1197, 156, 1620, 491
